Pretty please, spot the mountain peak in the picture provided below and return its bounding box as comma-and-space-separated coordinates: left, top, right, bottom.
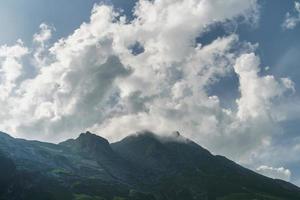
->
0, 131, 12, 139
60, 131, 112, 156
172, 131, 180, 137
81, 131, 93, 136
77, 131, 108, 144
111, 130, 213, 174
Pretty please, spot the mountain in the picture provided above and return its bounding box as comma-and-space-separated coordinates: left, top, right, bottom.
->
0, 131, 300, 200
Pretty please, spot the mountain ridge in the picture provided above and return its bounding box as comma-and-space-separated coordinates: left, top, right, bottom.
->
0, 130, 300, 200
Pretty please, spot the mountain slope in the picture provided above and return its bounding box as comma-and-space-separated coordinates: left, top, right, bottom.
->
112, 131, 300, 199
0, 130, 300, 200
59, 131, 145, 186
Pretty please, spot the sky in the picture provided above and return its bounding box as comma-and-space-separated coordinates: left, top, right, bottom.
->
0, 0, 300, 185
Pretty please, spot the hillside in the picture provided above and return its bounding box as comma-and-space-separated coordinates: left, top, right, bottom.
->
0, 131, 299, 200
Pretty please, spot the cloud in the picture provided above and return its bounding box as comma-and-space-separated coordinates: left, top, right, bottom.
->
0, 0, 258, 139
33, 23, 55, 67
33, 23, 54, 44
282, 1, 300, 30
234, 53, 294, 121
256, 165, 291, 182
0, 5, 131, 140
0, 40, 28, 99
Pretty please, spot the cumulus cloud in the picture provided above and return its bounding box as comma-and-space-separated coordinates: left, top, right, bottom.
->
33, 23, 55, 67
234, 53, 294, 120
256, 165, 291, 182
0, 0, 297, 172
282, 1, 300, 30
33, 23, 54, 44
0, 40, 28, 99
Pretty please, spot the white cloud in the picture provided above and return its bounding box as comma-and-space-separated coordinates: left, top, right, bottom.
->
234, 53, 294, 121
256, 165, 291, 182
33, 23, 54, 44
282, 1, 300, 30
0, 40, 28, 99
0, 0, 258, 140
33, 23, 55, 67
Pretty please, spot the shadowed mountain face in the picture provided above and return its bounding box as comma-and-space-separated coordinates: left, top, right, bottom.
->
0, 131, 300, 200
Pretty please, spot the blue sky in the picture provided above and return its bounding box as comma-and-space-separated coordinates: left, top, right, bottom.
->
0, 0, 136, 46
0, 0, 300, 185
